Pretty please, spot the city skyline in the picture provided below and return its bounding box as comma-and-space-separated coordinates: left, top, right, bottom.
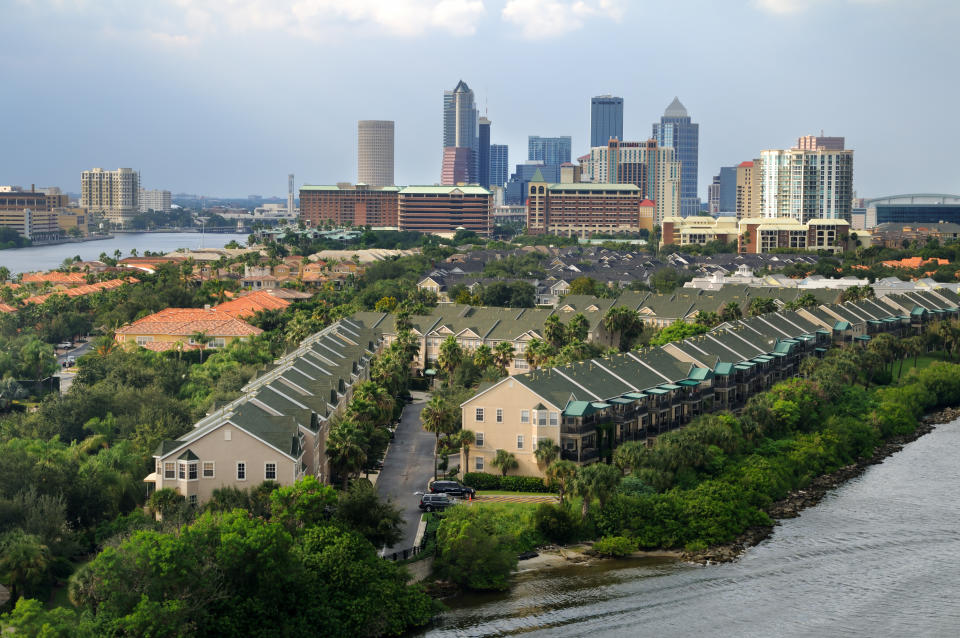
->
3, 1, 957, 198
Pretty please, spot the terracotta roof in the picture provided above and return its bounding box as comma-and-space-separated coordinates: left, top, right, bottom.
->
21, 271, 88, 285
215, 290, 291, 318
116, 307, 263, 338
738, 161, 754, 168
881, 257, 950, 269
23, 277, 138, 305
0, 303, 16, 313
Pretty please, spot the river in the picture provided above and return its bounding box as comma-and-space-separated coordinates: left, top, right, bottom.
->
423, 417, 960, 638
0, 232, 250, 274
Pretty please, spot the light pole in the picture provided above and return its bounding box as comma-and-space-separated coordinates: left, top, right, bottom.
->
196, 216, 208, 249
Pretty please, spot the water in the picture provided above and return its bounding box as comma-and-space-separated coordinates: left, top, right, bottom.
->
0, 232, 250, 274
424, 418, 960, 637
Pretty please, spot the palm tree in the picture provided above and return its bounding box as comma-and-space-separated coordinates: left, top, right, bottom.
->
458, 429, 476, 476
572, 463, 621, 520
719, 302, 742, 322
492, 449, 519, 477
0, 266, 9, 283
326, 422, 367, 489
903, 335, 924, 373
0, 532, 51, 601
545, 460, 577, 506
543, 315, 566, 349
472, 344, 494, 370
602, 306, 643, 352
566, 313, 589, 343
421, 396, 454, 480
190, 330, 210, 363
437, 335, 463, 380
493, 341, 515, 373
524, 338, 552, 370
534, 438, 560, 469
748, 297, 777, 317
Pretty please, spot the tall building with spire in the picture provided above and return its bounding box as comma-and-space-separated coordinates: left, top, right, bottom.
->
442, 80, 479, 183
653, 97, 699, 217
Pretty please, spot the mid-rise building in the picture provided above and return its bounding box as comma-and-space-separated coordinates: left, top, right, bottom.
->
584, 139, 681, 224
528, 136, 572, 166
590, 95, 623, 148
299, 183, 400, 228
478, 117, 491, 189
81, 168, 140, 225
357, 120, 395, 187
864, 194, 960, 228
442, 80, 479, 183
489, 144, 509, 189
0, 208, 61, 240
504, 162, 560, 206
653, 97, 699, 217
760, 147, 854, 223
797, 134, 845, 151
660, 215, 849, 254
398, 185, 491, 236
526, 172, 654, 238
0, 186, 75, 240
735, 160, 761, 220
139, 189, 172, 214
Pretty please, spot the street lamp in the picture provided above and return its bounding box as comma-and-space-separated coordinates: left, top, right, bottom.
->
196, 216, 209, 249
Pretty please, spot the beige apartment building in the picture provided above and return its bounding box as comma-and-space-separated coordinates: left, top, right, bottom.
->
81, 167, 140, 225
735, 160, 760, 220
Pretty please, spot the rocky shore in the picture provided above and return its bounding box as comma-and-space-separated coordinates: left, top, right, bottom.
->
681, 407, 959, 565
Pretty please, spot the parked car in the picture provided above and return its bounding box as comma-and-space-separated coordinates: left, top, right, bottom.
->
57, 342, 72, 350
429, 480, 476, 498
66, 356, 76, 366
418, 493, 454, 512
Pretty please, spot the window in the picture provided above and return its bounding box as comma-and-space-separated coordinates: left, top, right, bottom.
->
475, 407, 484, 422
521, 410, 530, 423
188, 495, 198, 506
496, 409, 503, 423
136, 336, 153, 346
203, 462, 215, 478
188, 462, 198, 480
517, 435, 524, 449
475, 456, 484, 470
237, 462, 246, 480
550, 412, 559, 426
164, 462, 175, 479
475, 432, 484, 447
265, 463, 277, 480
155, 460, 161, 474
178, 463, 186, 480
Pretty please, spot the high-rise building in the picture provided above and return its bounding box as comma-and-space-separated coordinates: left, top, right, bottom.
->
527, 136, 572, 166
759, 147, 854, 223
708, 176, 721, 214
441, 147, 472, 185
590, 95, 623, 148
718, 166, 737, 213
357, 120, 395, 186
585, 139, 681, 224
478, 117, 491, 189
139, 189, 172, 213
81, 168, 140, 225
489, 144, 509, 189
299, 183, 400, 228
287, 174, 295, 217
442, 80, 478, 183
653, 97, 699, 217
504, 162, 560, 205
735, 160, 761, 220
797, 134, 845, 151
398, 186, 491, 236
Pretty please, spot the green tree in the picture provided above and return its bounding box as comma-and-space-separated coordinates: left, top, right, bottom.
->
472, 344, 493, 370
458, 429, 476, 476
545, 460, 577, 506
602, 306, 643, 351
190, 330, 210, 363
269, 475, 338, 531
492, 449, 519, 476
0, 531, 52, 602
334, 480, 403, 548
435, 516, 517, 591
0, 598, 77, 638
719, 302, 742, 322
326, 421, 368, 489
572, 463, 621, 520
543, 315, 566, 349
568, 276, 600, 296
492, 341, 515, 373
524, 337, 554, 370
566, 313, 589, 342
748, 297, 778, 317
534, 438, 560, 469
422, 396, 455, 480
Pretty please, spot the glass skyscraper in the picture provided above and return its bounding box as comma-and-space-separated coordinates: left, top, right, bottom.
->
442, 80, 479, 183
527, 136, 571, 166
478, 117, 491, 188
591, 95, 623, 148
489, 144, 509, 189
653, 97, 700, 217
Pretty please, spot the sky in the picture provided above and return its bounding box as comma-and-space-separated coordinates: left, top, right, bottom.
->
2, 0, 959, 200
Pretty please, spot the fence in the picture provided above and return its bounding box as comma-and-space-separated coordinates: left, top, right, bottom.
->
382, 527, 434, 562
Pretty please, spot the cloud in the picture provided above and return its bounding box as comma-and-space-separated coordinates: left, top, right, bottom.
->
501, 0, 624, 39
754, 0, 895, 14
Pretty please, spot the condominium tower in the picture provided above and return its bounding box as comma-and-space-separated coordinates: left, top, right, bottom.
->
357, 120, 395, 187
584, 139, 681, 224
735, 160, 761, 220
489, 144, 509, 189
653, 97, 699, 217
759, 145, 854, 223
442, 80, 479, 183
139, 189, 172, 213
81, 168, 140, 225
590, 95, 623, 147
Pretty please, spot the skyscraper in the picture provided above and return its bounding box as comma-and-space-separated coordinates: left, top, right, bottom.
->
735, 160, 760, 220
358, 120, 395, 186
478, 117, 491, 189
591, 95, 623, 147
442, 80, 478, 183
797, 134, 845, 151
528, 136, 572, 166
585, 139, 681, 224
759, 146, 854, 223
653, 97, 700, 217
489, 144, 509, 189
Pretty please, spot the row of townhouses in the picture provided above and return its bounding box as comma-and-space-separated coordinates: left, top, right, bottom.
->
144, 318, 380, 505
459, 288, 960, 477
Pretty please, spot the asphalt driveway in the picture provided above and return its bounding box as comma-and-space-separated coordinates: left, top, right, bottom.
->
376, 390, 436, 552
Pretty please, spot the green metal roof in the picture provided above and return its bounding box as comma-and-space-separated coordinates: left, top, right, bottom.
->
591, 402, 612, 409
816, 329, 831, 335
659, 384, 681, 390
688, 367, 713, 380
645, 388, 669, 395
834, 321, 851, 331
774, 341, 795, 354
769, 351, 787, 358
563, 400, 594, 417
424, 368, 437, 376
911, 307, 926, 316
754, 355, 774, 362
678, 379, 700, 387
400, 185, 491, 195
609, 397, 634, 405
177, 449, 199, 461
547, 183, 642, 192
855, 335, 871, 341
814, 347, 827, 352
714, 362, 734, 375
735, 362, 755, 369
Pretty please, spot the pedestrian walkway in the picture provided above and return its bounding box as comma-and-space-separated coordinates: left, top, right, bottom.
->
473, 493, 559, 504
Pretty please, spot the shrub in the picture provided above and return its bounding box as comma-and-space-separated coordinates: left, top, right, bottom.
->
534, 503, 579, 544
461, 473, 555, 493
592, 536, 637, 557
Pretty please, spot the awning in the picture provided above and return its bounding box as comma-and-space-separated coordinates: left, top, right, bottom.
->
855, 335, 871, 341
143, 472, 159, 483
678, 379, 700, 387
623, 392, 647, 399
834, 321, 851, 331
754, 355, 774, 362
688, 367, 713, 380
659, 384, 682, 390
424, 368, 437, 376
563, 400, 594, 417
770, 351, 787, 358
714, 362, 734, 375
609, 397, 634, 405
591, 402, 612, 409
645, 388, 669, 395
814, 347, 827, 353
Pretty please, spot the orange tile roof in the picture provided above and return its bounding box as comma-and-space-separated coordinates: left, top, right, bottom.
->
21, 271, 89, 285
0, 303, 16, 313
881, 256, 950, 269
23, 277, 138, 305
115, 307, 263, 338
215, 290, 291, 318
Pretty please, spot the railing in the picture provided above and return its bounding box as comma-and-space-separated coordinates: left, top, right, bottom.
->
382, 528, 434, 562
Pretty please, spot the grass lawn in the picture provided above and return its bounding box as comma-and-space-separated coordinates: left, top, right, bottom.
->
476, 490, 557, 496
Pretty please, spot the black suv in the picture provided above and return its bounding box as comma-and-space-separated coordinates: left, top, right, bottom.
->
429, 480, 476, 498
419, 493, 454, 512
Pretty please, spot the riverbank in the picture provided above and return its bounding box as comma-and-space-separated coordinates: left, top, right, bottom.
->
516, 545, 682, 573
679, 406, 960, 565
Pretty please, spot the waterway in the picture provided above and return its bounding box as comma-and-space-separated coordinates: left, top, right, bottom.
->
0, 232, 250, 274
422, 417, 960, 637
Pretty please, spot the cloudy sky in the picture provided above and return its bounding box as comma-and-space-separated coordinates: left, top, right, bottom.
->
3, 0, 958, 199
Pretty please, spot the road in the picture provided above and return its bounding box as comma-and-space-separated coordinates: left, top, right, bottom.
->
55, 340, 93, 395
376, 390, 436, 552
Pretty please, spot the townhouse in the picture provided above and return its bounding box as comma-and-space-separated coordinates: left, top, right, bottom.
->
145, 317, 381, 505
461, 288, 960, 478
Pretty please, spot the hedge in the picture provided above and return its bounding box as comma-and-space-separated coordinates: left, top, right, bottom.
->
461, 472, 556, 493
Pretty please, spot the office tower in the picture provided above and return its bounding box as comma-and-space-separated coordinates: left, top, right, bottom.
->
735, 160, 761, 220
653, 97, 700, 217
526, 172, 653, 238
287, 174, 295, 216
489, 144, 509, 189
398, 186, 492, 236
797, 134, 845, 151
299, 184, 400, 228
527, 136, 572, 166
585, 139, 681, 223
441, 147, 472, 185
357, 120, 395, 186
478, 117, 491, 189
591, 95, 623, 147
441, 80, 479, 183
81, 168, 140, 225
718, 166, 737, 212
759, 147, 854, 223
139, 189, 172, 213
708, 176, 721, 214
504, 162, 560, 205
